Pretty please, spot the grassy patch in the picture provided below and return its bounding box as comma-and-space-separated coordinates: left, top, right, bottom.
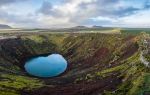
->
0, 74, 44, 95
0, 74, 43, 90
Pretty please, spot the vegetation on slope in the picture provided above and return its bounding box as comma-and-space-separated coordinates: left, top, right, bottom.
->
0, 32, 150, 95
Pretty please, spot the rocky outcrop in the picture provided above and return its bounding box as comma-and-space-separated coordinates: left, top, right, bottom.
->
140, 51, 149, 67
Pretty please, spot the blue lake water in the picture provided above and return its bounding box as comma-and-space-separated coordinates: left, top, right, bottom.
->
24, 54, 67, 78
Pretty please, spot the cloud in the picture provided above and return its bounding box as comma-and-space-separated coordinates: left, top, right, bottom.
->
38, 1, 53, 15
90, 16, 117, 22
116, 9, 150, 27
36, 0, 150, 28
37, 0, 121, 27
0, 0, 150, 28
0, 0, 17, 5
0, 0, 28, 6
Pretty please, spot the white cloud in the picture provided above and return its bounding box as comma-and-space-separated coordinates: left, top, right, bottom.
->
90, 16, 117, 22
36, 0, 98, 28
36, 14, 77, 28
116, 9, 150, 27
0, 0, 150, 28
36, 0, 150, 28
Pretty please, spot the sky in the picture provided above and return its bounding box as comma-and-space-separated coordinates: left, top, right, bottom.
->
0, 0, 150, 28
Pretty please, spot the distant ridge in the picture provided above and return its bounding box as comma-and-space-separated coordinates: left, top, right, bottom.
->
71, 26, 88, 29
39, 25, 114, 32
0, 24, 12, 29
92, 25, 103, 28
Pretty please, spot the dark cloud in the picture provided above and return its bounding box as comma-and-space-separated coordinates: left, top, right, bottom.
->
0, 0, 16, 5
70, 0, 150, 25
38, 1, 53, 15
79, 0, 148, 17
37, 1, 64, 17
145, 1, 150, 9
0, 0, 27, 6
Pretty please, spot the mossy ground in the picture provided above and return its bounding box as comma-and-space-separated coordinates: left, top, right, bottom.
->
0, 74, 44, 95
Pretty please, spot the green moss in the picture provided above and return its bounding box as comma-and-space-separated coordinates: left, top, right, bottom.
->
111, 52, 147, 95
139, 73, 150, 94
25, 35, 45, 43
127, 75, 144, 95
144, 54, 150, 62
0, 90, 19, 95
96, 64, 126, 77
0, 65, 21, 74
21, 34, 69, 54
22, 35, 57, 54
74, 77, 84, 83
0, 74, 43, 90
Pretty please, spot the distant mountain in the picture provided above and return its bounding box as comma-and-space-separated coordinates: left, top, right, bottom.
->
71, 26, 88, 29
0, 24, 12, 29
92, 25, 103, 28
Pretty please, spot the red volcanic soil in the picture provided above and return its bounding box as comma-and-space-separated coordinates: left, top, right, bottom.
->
67, 47, 110, 71
84, 47, 109, 66
109, 39, 138, 69
93, 47, 109, 58
123, 35, 135, 42
22, 72, 122, 95
121, 39, 138, 60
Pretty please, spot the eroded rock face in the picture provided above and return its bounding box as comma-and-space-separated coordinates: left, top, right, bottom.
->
0, 33, 140, 95
0, 37, 32, 69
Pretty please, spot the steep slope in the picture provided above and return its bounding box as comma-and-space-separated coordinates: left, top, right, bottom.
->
0, 33, 149, 95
